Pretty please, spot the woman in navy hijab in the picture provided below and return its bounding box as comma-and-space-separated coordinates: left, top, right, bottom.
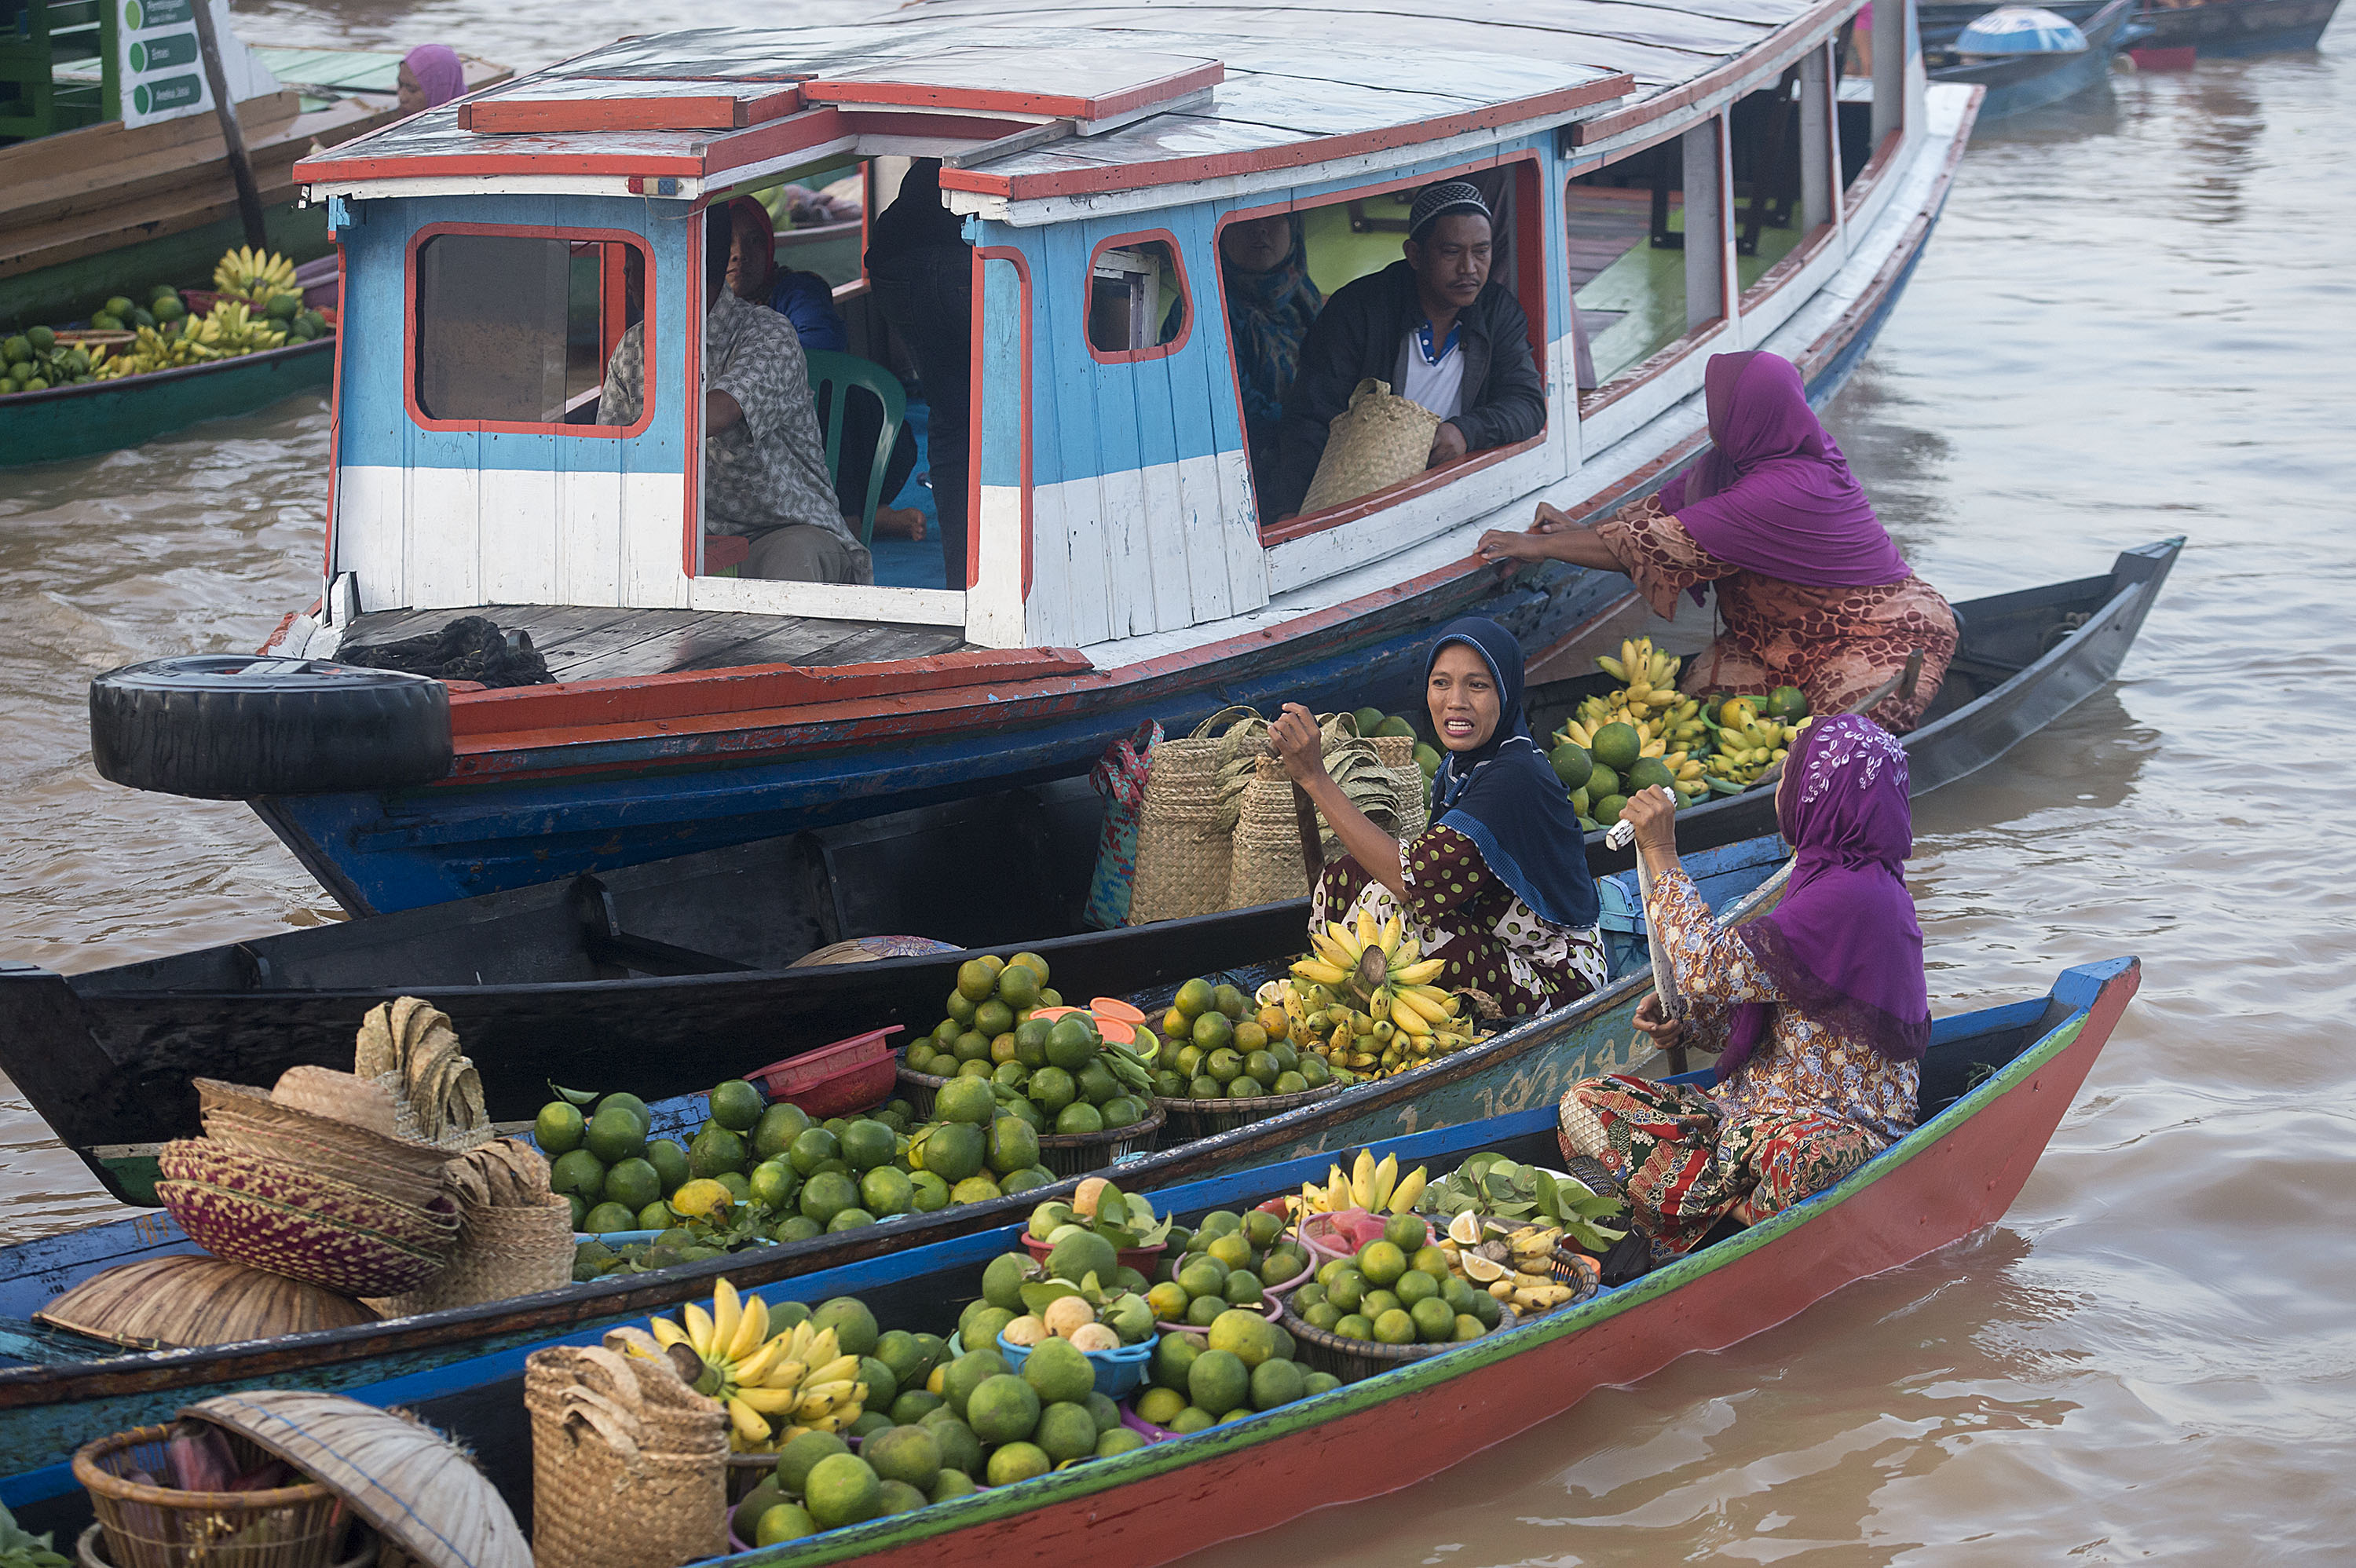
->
1270, 617, 1606, 1018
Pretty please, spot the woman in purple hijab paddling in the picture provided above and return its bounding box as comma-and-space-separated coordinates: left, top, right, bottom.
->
1557, 716, 1931, 1261
1477, 349, 1956, 731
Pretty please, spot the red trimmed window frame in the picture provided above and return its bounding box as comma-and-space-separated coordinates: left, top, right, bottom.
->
1081, 228, 1194, 366
1215, 149, 1549, 549
403, 221, 656, 440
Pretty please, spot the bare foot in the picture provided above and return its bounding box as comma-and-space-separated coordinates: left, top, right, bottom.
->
869, 506, 926, 542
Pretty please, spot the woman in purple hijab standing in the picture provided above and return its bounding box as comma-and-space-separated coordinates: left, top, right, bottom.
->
397, 46, 466, 117
1557, 716, 1931, 1261
1478, 350, 1955, 731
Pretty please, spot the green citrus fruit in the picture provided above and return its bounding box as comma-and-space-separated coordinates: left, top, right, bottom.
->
708, 1079, 763, 1132
799, 1170, 859, 1225
957, 959, 998, 1003
786, 1125, 840, 1176
752, 1102, 811, 1161
839, 1120, 896, 1171
1020, 1336, 1096, 1405
861, 1166, 915, 1216
584, 1105, 646, 1165
549, 1148, 605, 1201
1033, 1401, 1098, 1462
534, 1102, 584, 1155
802, 1452, 882, 1529
920, 1121, 986, 1184
933, 1076, 997, 1127
582, 1201, 636, 1234
1187, 1348, 1250, 1417
687, 1125, 746, 1178
602, 1157, 660, 1212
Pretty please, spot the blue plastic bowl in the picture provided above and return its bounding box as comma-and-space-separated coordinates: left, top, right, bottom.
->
995, 1329, 1155, 1399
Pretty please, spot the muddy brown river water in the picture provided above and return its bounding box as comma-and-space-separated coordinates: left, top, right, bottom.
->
1, 8, 2351, 1560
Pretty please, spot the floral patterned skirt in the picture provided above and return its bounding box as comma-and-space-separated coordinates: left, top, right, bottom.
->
1557, 1073, 1879, 1259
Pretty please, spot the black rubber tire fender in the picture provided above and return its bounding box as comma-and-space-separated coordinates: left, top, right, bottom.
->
89, 656, 454, 799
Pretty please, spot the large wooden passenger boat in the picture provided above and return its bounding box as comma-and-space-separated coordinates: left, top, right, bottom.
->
94, 0, 1981, 916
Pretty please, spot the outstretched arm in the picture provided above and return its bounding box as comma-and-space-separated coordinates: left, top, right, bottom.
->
1477, 502, 1627, 568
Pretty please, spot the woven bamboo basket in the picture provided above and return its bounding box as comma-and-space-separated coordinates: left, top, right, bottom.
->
1368, 733, 1430, 839
181, 1391, 531, 1568
1154, 1082, 1343, 1143
1127, 706, 1257, 926
1226, 755, 1322, 908
157, 1143, 460, 1252
1298, 378, 1441, 514
1275, 1300, 1517, 1384
75, 1424, 346, 1568
196, 1080, 454, 1210
526, 1346, 726, 1568
155, 1182, 455, 1299
363, 1193, 573, 1318
75, 1524, 377, 1568
266, 1068, 398, 1135
1033, 1102, 1167, 1178
37, 1255, 375, 1351
893, 1052, 952, 1120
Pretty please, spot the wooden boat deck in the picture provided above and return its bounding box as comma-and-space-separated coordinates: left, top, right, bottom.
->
335, 605, 968, 682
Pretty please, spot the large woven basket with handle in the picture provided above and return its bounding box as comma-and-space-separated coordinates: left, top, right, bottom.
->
1299, 378, 1441, 514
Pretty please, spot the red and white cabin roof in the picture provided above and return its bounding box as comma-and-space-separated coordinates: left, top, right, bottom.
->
294, 16, 1641, 203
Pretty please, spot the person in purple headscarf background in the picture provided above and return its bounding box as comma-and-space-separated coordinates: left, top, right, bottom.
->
397, 46, 466, 117
1557, 715, 1932, 1263
1477, 349, 1956, 732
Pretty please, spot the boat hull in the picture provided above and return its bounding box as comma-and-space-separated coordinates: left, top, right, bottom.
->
0, 957, 2142, 1548
0, 338, 332, 468
2135, 0, 2341, 53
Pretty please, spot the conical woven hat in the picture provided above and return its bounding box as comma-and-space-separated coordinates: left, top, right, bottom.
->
35, 1255, 375, 1349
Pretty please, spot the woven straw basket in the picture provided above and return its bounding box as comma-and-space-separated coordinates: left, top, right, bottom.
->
267, 1067, 399, 1136
196, 1080, 454, 1211
181, 1391, 532, 1568
37, 1255, 376, 1351
1128, 705, 1257, 926
527, 1346, 726, 1568
1033, 1102, 1168, 1178
1227, 755, 1317, 908
1370, 734, 1430, 840
76, 1424, 346, 1568
1299, 378, 1441, 514
364, 1193, 573, 1318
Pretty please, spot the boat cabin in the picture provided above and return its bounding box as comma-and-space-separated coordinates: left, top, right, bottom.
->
287, 0, 1930, 674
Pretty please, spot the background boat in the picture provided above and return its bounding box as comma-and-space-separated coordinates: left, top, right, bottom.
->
1, 37, 506, 328
1927, 0, 2147, 120
0, 331, 334, 467
0, 956, 2142, 1549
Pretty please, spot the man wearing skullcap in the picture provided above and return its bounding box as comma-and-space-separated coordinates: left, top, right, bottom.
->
1264, 180, 1546, 520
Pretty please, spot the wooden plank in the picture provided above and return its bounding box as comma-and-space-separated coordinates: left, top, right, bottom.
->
555, 463, 626, 608
554, 612, 807, 682
784, 621, 967, 670
459, 82, 804, 135
529, 609, 726, 680
445, 645, 1089, 736
801, 48, 1223, 125
664, 616, 866, 672
1037, 225, 1114, 649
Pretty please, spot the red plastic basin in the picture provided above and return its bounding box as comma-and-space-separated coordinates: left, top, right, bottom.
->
747, 1026, 902, 1119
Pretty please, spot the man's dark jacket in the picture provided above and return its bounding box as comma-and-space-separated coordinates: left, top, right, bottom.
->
1265, 260, 1546, 517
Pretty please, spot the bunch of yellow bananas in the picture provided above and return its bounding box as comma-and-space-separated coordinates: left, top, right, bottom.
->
89, 325, 214, 378
1295, 1148, 1429, 1217
1289, 908, 1456, 1038
192, 300, 287, 355
1595, 637, 1682, 712
213, 245, 298, 305
1702, 703, 1793, 789
637, 1279, 866, 1451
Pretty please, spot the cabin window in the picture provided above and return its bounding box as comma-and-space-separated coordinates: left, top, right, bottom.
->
1568, 122, 1726, 407
1730, 62, 1836, 305
1085, 235, 1191, 361
1842, 0, 1908, 202
1217, 158, 1547, 537
408, 229, 649, 432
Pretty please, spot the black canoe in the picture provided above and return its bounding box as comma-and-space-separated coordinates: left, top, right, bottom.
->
0, 538, 2175, 1207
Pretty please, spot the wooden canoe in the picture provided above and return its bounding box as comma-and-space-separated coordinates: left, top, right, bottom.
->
1927, 0, 2146, 122
0, 334, 333, 468
0, 956, 2143, 1550
0, 841, 1784, 1479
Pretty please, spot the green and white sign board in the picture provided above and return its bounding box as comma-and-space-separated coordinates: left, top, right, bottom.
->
116, 0, 281, 128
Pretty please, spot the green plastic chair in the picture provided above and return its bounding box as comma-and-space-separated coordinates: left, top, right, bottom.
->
803, 349, 908, 547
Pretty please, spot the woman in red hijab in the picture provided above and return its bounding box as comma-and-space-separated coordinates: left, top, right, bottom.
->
1478, 351, 1955, 732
